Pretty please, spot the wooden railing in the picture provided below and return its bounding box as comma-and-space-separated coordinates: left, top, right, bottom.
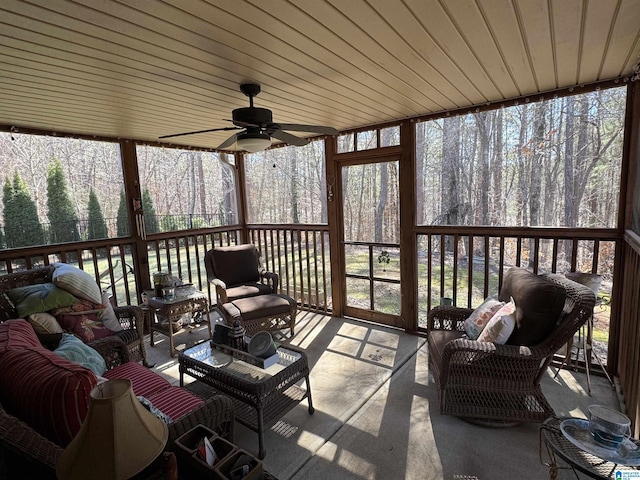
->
247, 224, 331, 313
617, 230, 640, 436
416, 226, 621, 331
145, 226, 243, 305
0, 238, 139, 305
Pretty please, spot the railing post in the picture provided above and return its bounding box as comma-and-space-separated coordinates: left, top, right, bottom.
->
120, 139, 151, 299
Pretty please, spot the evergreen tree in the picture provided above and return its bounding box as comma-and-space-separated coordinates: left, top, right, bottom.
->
142, 189, 159, 234
47, 160, 80, 243
87, 189, 109, 240
2, 177, 16, 247
116, 190, 129, 237
4, 172, 44, 247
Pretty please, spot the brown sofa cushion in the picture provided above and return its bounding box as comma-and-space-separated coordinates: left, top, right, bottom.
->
223, 294, 295, 322
500, 267, 566, 346
226, 282, 273, 302
210, 244, 260, 287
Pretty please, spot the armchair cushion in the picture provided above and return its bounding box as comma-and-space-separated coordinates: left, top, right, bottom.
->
103, 361, 171, 398
226, 282, 273, 302
427, 329, 465, 378
209, 244, 261, 286
500, 268, 566, 346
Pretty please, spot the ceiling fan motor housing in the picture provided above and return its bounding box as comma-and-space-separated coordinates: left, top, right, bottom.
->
232, 107, 273, 127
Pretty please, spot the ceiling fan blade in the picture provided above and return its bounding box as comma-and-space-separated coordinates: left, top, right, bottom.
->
276, 124, 339, 135
270, 129, 310, 146
217, 132, 242, 150
231, 120, 261, 128
159, 126, 241, 139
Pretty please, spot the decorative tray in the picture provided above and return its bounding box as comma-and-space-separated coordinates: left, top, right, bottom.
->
560, 418, 640, 466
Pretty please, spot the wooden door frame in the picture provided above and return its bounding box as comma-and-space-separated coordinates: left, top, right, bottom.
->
326, 121, 416, 329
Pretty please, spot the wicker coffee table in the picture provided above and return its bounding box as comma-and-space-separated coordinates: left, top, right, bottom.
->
178, 341, 314, 459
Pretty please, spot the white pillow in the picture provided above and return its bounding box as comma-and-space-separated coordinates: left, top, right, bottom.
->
463, 297, 505, 340
98, 291, 123, 332
477, 299, 517, 344
27, 312, 63, 334
52, 263, 102, 304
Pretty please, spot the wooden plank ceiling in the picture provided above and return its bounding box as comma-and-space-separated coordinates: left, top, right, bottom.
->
1, 0, 639, 151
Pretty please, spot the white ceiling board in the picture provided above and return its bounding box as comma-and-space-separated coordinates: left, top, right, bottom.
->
0, 0, 638, 150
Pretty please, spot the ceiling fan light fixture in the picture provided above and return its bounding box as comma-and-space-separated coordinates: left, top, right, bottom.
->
237, 131, 271, 153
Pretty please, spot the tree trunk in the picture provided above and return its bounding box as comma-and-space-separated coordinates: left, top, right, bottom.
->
375, 162, 389, 243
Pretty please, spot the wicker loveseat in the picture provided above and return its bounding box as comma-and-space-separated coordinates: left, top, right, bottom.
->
427, 268, 596, 425
0, 319, 234, 479
0, 265, 147, 365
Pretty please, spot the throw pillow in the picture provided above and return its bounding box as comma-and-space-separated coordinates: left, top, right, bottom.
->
54, 332, 106, 377
98, 291, 123, 332
477, 299, 517, 344
463, 297, 505, 340
6, 283, 77, 318
50, 298, 102, 316
27, 312, 64, 335
52, 263, 103, 304
56, 312, 115, 343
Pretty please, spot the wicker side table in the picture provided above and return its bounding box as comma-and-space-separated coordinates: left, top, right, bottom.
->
540, 416, 640, 479
147, 291, 211, 357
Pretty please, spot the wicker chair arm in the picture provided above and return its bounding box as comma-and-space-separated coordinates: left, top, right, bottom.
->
114, 305, 143, 332
0, 402, 61, 479
259, 270, 279, 294
209, 278, 229, 305
88, 336, 130, 370
427, 305, 474, 331
167, 393, 235, 447
439, 337, 546, 386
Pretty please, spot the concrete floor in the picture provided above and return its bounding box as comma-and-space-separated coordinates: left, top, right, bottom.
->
144, 311, 621, 480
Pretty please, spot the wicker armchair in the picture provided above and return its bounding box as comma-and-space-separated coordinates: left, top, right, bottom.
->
427, 268, 596, 425
204, 244, 278, 316
0, 336, 235, 480
0, 265, 147, 365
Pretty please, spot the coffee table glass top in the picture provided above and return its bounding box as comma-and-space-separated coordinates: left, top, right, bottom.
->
182, 341, 303, 384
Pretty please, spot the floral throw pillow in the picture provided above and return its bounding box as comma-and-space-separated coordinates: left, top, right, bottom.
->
55, 312, 115, 343
463, 297, 505, 340
477, 298, 517, 344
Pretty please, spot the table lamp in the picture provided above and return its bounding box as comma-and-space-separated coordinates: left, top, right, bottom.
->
57, 378, 169, 480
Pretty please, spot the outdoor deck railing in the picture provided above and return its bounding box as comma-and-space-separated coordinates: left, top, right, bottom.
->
416, 226, 621, 324
247, 224, 331, 313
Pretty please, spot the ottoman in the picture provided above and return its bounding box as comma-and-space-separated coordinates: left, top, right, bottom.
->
221, 294, 297, 335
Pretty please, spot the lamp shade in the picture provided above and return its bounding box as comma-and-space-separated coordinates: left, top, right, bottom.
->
237, 131, 271, 153
57, 379, 169, 480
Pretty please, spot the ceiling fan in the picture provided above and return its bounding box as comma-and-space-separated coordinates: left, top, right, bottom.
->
159, 83, 339, 152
